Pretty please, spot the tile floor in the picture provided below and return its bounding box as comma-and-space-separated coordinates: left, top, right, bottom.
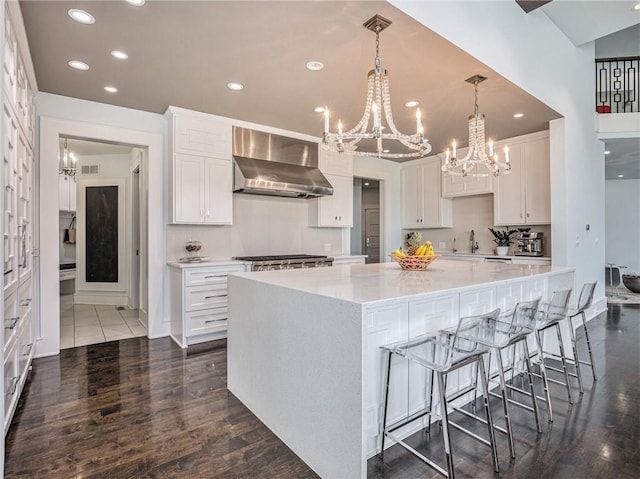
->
60, 295, 147, 349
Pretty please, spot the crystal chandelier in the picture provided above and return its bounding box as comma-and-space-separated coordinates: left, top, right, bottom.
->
442, 75, 511, 177
322, 14, 432, 160
59, 137, 76, 177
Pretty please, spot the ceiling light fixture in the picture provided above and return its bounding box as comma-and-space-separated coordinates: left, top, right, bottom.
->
68, 60, 89, 71
314, 106, 325, 113
618, 174, 625, 178
227, 82, 244, 91
68, 9, 95, 24
104, 86, 118, 93
322, 14, 431, 159
513, 112, 524, 118
306, 61, 324, 71
634, 3, 640, 10
126, 0, 146, 6
442, 75, 511, 177
111, 50, 129, 60
604, 150, 611, 155
59, 138, 76, 177
405, 101, 419, 108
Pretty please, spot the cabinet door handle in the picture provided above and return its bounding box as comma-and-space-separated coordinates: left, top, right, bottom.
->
19, 298, 32, 307
204, 295, 219, 299
526, 212, 530, 218
200, 210, 204, 217
206, 210, 210, 217
204, 275, 218, 279
5, 316, 20, 330
9, 376, 19, 395
205, 319, 225, 324
23, 343, 33, 356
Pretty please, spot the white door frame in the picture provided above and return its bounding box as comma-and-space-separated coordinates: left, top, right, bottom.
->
38, 116, 164, 356
352, 168, 391, 261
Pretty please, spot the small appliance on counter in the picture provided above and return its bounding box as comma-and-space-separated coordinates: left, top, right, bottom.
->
515, 229, 544, 256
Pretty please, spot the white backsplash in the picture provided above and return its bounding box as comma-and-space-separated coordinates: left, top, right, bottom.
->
403, 194, 552, 257
166, 194, 343, 260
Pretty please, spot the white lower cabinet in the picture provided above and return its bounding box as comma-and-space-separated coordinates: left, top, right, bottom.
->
169, 263, 247, 348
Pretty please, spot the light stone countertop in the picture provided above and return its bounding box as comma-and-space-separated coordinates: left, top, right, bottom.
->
229, 259, 573, 306
436, 251, 551, 260
167, 258, 248, 269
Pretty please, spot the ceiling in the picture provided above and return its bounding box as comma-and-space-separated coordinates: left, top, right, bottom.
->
20, 1, 639, 177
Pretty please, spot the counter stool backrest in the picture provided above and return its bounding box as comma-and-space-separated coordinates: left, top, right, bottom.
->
576, 282, 597, 314
508, 297, 541, 336
540, 289, 572, 324
450, 308, 501, 359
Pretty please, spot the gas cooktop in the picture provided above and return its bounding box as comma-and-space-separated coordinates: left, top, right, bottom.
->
234, 254, 328, 261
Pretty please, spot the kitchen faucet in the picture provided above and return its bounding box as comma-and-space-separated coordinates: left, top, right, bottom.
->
470, 230, 479, 254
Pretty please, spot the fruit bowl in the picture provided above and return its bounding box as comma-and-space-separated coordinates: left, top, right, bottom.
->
389, 253, 440, 271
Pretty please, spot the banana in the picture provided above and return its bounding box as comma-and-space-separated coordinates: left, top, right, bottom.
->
418, 241, 434, 256
394, 247, 406, 257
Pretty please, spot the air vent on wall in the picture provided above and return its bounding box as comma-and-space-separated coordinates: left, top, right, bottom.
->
80, 164, 99, 175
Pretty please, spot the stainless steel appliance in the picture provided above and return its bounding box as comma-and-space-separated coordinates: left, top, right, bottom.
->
515, 231, 544, 256
235, 254, 333, 272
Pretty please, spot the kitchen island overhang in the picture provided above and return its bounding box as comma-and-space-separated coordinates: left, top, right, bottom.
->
227, 260, 575, 478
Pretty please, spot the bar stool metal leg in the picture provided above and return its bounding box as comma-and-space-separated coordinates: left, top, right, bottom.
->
566, 314, 585, 394
378, 350, 393, 459
579, 310, 598, 381
478, 355, 500, 473
495, 349, 515, 459
521, 340, 542, 433
534, 329, 554, 422
437, 371, 455, 479
554, 322, 574, 404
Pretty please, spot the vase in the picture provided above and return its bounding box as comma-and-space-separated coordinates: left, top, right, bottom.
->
496, 246, 509, 256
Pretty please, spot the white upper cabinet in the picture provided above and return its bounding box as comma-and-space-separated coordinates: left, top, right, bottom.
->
493, 131, 550, 226
166, 107, 233, 225
401, 157, 452, 229
309, 174, 353, 227
58, 175, 76, 212
441, 147, 493, 197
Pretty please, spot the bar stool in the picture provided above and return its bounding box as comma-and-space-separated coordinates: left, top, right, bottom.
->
378, 310, 500, 479
564, 282, 598, 393
458, 298, 543, 460
530, 288, 573, 422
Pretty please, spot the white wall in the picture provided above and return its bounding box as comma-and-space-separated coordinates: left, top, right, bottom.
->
391, 0, 606, 302
605, 179, 640, 274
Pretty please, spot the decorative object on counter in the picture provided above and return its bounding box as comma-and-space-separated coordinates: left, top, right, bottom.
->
321, 14, 431, 160
442, 75, 511, 177
389, 242, 439, 270
184, 240, 202, 258
489, 227, 518, 256
59, 137, 76, 177
622, 273, 640, 294
64, 215, 76, 244
405, 231, 423, 256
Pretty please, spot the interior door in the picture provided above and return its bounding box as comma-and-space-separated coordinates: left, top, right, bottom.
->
364, 208, 380, 264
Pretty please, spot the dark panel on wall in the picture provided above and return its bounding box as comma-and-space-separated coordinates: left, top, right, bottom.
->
515, 0, 552, 13
86, 185, 118, 283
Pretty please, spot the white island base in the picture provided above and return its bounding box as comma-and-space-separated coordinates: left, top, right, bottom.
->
227, 261, 575, 478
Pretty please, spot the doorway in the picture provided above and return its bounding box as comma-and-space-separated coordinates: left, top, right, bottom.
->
56, 137, 148, 349
352, 178, 381, 263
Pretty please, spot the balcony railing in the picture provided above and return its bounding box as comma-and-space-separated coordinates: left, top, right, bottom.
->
595, 56, 639, 114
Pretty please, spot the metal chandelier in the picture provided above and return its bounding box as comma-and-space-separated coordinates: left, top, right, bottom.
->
322, 14, 432, 160
442, 75, 511, 177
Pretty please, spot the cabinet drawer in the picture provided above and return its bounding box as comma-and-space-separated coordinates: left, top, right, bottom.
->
185, 269, 230, 287
185, 285, 228, 312
4, 289, 18, 349
4, 341, 18, 419
17, 275, 32, 325
17, 313, 33, 380
186, 308, 228, 336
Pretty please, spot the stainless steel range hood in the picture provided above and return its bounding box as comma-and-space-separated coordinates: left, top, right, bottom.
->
232, 126, 333, 198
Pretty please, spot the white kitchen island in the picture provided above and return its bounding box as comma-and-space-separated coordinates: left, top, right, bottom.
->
227, 260, 574, 478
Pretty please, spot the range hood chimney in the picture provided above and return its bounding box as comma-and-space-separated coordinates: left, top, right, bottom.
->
232, 126, 333, 198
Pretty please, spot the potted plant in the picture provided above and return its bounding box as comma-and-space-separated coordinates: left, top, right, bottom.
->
488, 227, 519, 256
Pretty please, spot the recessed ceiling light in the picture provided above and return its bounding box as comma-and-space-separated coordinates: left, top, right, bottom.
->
364, 182, 370, 186
618, 174, 624, 178
306, 61, 324, 71
104, 86, 118, 93
227, 82, 244, 91
604, 150, 611, 155
68, 9, 95, 24
405, 101, 419, 108
68, 60, 89, 71
513, 113, 525, 118
111, 50, 128, 60
314, 106, 325, 113
126, 0, 146, 6
382, 149, 390, 153
634, 3, 640, 11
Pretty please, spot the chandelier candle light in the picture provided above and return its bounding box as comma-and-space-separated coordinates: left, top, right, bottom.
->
322, 14, 432, 160
59, 137, 76, 177
442, 75, 511, 177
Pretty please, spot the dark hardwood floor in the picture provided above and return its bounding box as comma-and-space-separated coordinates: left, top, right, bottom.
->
4, 304, 639, 478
